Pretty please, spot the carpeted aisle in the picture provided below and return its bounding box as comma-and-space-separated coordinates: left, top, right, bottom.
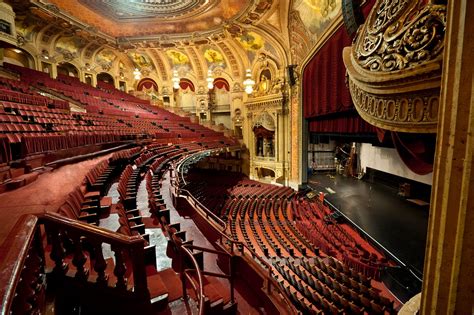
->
0, 154, 111, 245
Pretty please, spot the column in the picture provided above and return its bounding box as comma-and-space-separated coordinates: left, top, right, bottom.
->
420, 0, 474, 313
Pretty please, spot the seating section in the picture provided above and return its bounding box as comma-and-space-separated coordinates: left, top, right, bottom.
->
0, 63, 231, 168
293, 198, 388, 279
178, 168, 397, 314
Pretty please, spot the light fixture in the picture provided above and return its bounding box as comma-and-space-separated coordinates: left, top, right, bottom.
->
133, 68, 141, 80
172, 69, 180, 89
206, 69, 214, 90
243, 69, 255, 94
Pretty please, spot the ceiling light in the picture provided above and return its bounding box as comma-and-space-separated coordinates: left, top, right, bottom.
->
243, 69, 255, 95
172, 70, 180, 89
133, 68, 142, 80
206, 69, 214, 90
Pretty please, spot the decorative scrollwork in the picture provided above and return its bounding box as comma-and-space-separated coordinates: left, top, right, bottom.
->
343, 0, 446, 133
354, 1, 446, 72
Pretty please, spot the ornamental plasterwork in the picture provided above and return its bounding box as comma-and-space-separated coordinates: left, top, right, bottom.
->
343, 0, 446, 133
354, 1, 446, 72
245, 95, 285, 112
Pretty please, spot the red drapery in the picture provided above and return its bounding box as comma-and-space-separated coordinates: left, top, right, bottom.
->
308, 114, 376, 134
213, 78, 230, 91
303, 26, 353, 119
179, 79, 195, 92
137, 78, 158, 91
391, 132, 436, 175
302, 0, 377, 135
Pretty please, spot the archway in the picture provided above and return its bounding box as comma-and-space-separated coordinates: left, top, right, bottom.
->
176, 78, 196, 111
2, 47, 34, 68
57, 62, 79, 77
97, 72, 114, 87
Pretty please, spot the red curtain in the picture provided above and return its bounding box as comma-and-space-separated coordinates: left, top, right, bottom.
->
308, 114, 376, 134
303, 26, 353, 119
391, 132, 436, 175
179, 79, 195, 92
214, 78, 230, 91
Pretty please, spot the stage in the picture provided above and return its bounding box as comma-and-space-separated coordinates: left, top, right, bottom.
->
307, 173, 429, 299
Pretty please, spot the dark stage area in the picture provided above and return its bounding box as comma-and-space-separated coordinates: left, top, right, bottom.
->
307, 173, 429, 297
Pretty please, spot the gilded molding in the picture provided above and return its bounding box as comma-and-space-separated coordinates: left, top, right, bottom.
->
344, 0, 446, 133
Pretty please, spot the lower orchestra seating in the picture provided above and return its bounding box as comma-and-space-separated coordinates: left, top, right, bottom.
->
179, 168, 397, 314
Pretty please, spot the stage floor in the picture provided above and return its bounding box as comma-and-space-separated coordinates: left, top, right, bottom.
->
307, 173, 429, 277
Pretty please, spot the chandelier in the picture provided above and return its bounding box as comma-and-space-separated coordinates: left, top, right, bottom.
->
206, 69, 214, 90
133, 68, 142, 80
172, 69, 180, 89
243, 69, 255, 94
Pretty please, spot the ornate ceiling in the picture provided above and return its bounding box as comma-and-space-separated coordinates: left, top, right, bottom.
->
33, 0, 254, 38
8, 0, 290, 91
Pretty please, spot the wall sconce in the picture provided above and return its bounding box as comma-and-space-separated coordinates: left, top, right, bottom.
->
243, 69, 255, 94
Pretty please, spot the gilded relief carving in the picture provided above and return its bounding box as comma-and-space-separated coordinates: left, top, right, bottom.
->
355, 1, 446, 72
344, 0, 446, 133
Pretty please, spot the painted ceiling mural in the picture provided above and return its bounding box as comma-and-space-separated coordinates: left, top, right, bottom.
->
296, 0, 340, 36
95, 49, 117, 71
44, 0, 251, 37
166, 50, 190, 66
55, 36, 88, 60
289, 0, 341, 63
203, 47, 226, 70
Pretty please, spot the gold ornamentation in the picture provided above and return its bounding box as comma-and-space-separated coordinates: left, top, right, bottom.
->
348, 79, 439, 133
344, 0, 446, 133
355, 1, 446, 72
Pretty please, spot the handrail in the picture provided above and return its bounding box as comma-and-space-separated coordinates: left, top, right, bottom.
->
180, 245, 205, 315
0, 214, 39, 315
41, 212, 145, 246
0, 212, 150, 315
173, 151, 299, 314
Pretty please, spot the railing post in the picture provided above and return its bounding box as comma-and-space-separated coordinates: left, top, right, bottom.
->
229, 255, 235, 304
112, 245, 127, 290
92, 241, 109, 286
48, 225, 68, 277
130, 241, 150, 300
71, 233, 89, 281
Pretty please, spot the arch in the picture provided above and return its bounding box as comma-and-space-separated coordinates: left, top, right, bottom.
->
56, 61, 79, 77
97, 72, 115, 86
213, 77, 229, 91
2, 48, 35, 69
137, 78, 158, 92
179, 78, 195, 92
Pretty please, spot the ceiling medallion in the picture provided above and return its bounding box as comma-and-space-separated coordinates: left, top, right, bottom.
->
79, 0, 212, 20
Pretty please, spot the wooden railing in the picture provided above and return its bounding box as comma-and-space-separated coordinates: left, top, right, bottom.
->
0, 212, 150, 315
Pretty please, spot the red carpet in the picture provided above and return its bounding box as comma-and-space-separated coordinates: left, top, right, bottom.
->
0, 154, 111, 246
142, 216, 162, 229
158, 268, 183, 302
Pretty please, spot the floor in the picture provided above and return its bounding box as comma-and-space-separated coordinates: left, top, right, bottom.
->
0, 154, 111, 245
307, 173, 429, 277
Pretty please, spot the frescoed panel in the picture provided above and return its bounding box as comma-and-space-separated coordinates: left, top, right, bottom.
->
95, 49, 117, 70
128, 51, 154, 69
293, 0, 340, 39
203, 47, 227, 69
166, 49, 190, 66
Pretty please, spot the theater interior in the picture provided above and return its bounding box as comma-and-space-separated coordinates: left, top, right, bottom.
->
0, 0, 472, 314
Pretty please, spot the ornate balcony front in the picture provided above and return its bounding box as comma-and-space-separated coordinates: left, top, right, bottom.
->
343, 0, 446, 133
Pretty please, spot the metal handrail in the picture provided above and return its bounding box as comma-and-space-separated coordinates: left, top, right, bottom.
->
180, 245, 205, 315
173, 151, 299, 314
